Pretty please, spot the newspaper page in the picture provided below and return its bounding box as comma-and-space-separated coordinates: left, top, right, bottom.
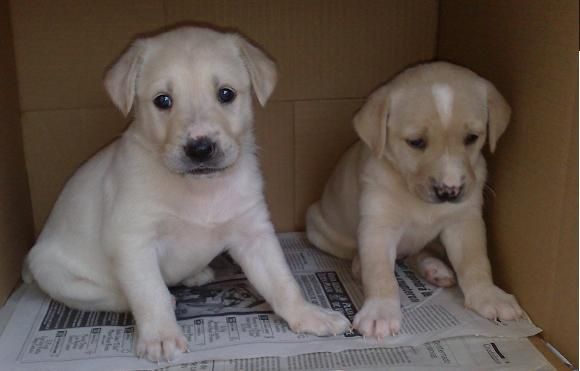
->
0, 233, 544, 371
140, 337, 556, 371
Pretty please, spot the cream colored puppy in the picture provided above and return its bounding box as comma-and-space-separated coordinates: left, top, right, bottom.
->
306, 62, 523, 338
23, 27, 349, 362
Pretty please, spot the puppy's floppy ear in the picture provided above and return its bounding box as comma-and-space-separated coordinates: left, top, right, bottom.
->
235, 36, 277, 106
485, 81, 511, 153
104, 40, 145, 116
354, 86, 390, 159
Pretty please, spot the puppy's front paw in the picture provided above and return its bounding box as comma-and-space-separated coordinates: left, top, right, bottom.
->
136, 323, 188, 363
353, 298, 402, 338
465, 285, 523, 321
417, 256, 456, 288
286, 302, 350, 336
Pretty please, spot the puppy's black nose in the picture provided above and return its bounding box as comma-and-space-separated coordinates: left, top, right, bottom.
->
433, 184, 464, 202
184, 137, 216, 163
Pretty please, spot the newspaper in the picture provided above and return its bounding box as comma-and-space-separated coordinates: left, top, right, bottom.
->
0, 233, 547, 371
140, 337, 556, 371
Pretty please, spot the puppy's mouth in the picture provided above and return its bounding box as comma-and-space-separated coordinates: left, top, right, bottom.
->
187, 164, 232, 176
429, 196, 465, 204
416, 188, 467, 204
413, 183, 466, 205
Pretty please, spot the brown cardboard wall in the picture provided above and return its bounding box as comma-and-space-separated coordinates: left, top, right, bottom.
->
438, 0, 579, 364
0, 1, 33, 304
9, 0, 438, 233
253, 103, 295, 232
294, 99, 363, 229
10, 0, 166, 111
164, 0, 437, 101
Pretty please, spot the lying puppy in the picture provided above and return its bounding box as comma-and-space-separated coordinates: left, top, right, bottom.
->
23, 26, 349, 362
306, 62, 523, 338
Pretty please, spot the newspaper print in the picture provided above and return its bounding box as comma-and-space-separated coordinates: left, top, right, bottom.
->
0, 233, 543, 371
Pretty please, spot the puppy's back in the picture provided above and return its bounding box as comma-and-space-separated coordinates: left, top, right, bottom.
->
306, 142, 368, 258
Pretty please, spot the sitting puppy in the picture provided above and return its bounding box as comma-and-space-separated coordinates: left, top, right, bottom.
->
306, 62, 523, 338
23, 27, 349, 362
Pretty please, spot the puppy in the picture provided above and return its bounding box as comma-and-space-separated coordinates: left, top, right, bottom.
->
23, 27, 349, 362
306, 62, 523, 338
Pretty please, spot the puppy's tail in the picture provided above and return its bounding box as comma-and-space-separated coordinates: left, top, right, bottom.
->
306, 202, 356, 260
21, 255, 34, 284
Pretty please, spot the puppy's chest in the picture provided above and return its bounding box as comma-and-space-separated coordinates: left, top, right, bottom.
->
172, 182, 255, 226
397, 210, 460, 255
398, 226, 442, 255
153, 217, 224, 285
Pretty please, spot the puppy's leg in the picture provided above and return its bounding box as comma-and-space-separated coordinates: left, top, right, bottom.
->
47, 278, 130, 312
352, 220, 402, 338
228, 227, 350, 336
27, 245, 129, 311
181, 267, 215, 287
113, 244, 187, 362
441, 217, 523, 321
406, 244, 456, 288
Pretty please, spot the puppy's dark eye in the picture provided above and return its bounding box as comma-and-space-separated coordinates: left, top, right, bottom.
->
153, 94, 172, 110
217, 87, 236, 104
406, 138, 427, 150
464, 133, 479, 145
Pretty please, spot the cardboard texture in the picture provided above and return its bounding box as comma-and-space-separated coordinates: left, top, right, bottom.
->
529, 337, 572, 371
165, 0, 438, 102
438, 0, 578, 364
10, 0, 437, 110
0, 0, 33, 305
294, 99, 363, 229
552, 113, 579, 366
1, 0, 577, 367
10, 0, 165, 111
253, 102, 295, 232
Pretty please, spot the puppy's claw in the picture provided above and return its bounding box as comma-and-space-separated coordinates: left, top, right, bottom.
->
353, 298, 402, 339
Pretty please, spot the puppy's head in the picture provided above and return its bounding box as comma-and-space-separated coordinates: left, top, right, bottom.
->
104, 27, 277, 177
355, 62, 510, 204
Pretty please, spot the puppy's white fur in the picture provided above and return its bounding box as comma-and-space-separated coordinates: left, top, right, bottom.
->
431, 83, 454, 127
307, 62, 522, 338
24, 27, 349, 362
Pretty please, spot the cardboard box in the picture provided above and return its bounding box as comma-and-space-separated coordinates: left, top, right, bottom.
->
0, 0, 577, 367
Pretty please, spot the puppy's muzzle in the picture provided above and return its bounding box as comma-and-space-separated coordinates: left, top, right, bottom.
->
433, 183, 464, 203
184, 137, 217, 163
182, 137, 230, 175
